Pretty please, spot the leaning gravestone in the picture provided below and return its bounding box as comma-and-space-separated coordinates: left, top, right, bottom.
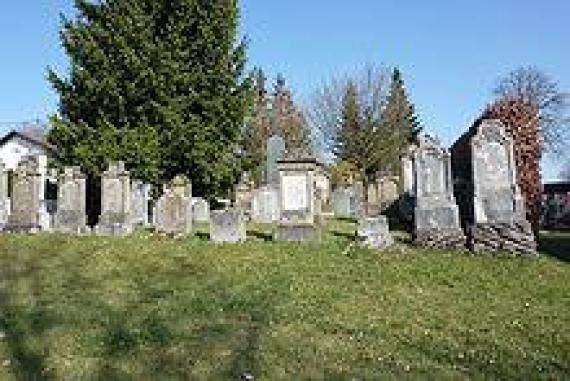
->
6, 156, 42, 233
357, 215, 393, 250
192, 197, 210, 223
250, 186, 279, 223
273, 151, 320, 242
413, 136, 465, 249
0, 160, 8, 229
451, 119, 536, 256
130, 180, 151, 226
210, 209, 246, 243
265, 135, 286, 187
154, 176, 192, 235
96, 161, 133, 235
54, 166, 88, 234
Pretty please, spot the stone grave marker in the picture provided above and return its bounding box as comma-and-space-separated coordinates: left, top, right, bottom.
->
265, 135, 286, 187
192, 197, 210, 223
0, 160, 8, 229
250, 186, 279, 223
154, 176, 192, 235
130, 180, 151, 226
210, 209, 246, 243
235, 172, 254, 213
6, 156, 42, 232
357, 215, 393, 250
96, 161, 133, 235
55, 166, 88, 234
413, 135, 465, 249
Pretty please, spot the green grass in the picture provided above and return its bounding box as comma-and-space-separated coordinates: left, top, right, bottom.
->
0, 220, 568, 380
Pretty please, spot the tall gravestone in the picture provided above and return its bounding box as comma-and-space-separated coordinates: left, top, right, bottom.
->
265, 135, 286, 187
0, 160, 8, 229
130, 180, 151, 226
413, 136, 465, 249
96, 161, 133, 235
451, 119, 536, 255
399, 146, 417, 225
273, 151, 319, 242
235, 172, 254, 214
154, 176, 192, 235
55, 166, 88, 234
6, 156, 42, 232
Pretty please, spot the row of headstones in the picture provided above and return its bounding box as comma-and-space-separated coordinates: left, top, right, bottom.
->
402, 119, 537, 256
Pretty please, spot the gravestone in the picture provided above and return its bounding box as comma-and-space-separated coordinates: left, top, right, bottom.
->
130, 180, 151, 226
154, 176, 192, 235
210, 209, 246, 243
314, 165, 331, 210
55, 166, 88, 234
96, 161, 133, 235
6, 156, 42, 232
265, 135, 286, 187
331, 186, 360, 219
413, 136, 465, 249
250, 186, 279, 223
451, 119, 536, 255
399, 147, 417, 224
235, 172, 254, 214
0, 160, 8, 229
273, 152, 320, 242
357, 215, 393, 250
378, 176, 400, 212
192, 197, 210, 223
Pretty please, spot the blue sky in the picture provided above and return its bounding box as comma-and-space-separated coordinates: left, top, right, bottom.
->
1, 1, 568, 179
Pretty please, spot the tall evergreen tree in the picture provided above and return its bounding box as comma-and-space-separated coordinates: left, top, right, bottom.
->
379, 68, 422, 173
48, 0, 251, 197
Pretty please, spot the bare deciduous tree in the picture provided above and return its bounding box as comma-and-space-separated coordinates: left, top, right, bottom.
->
494, 66, 570, 155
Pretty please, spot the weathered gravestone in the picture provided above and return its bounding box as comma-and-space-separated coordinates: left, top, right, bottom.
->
451, 119, 536, 255
357, 215, 393, 250
0, 160, 8, 229
265, 135, 286, 187
399, 147, 417, 224
130, 180, 151, 226
314, 164, 331, 210
96, 161, 133, 235
6, 156, 42, 232
210, 209, 246, 243
273, 152, 320, 242
331, 186, 361, 219
235, 172, 254, 213
413, 136, 465, 249
250, 186, 279, 223
54, 166, 88, 234
192, 197, 210, 223
154, 176, 192, 235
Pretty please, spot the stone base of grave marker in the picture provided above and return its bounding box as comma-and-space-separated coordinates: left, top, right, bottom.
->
210, 209, 246, 243
95, 220, 134, 236
471, 221, 537, 256
55, 211, 90, 234
357, 216, 393, 250
273, 222, 320, 242
415, 228, 466, 250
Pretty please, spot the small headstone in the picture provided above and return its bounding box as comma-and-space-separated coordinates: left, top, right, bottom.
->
235, 172, 254, 213
6, 156, 42, 233
250, 186, 279, 223
130, 180, 151, 226
154, 176, 192, 235
331, 187, 360, 219
265, 135, 286, 186
210, 209, 246, 243
414, 136, 465, 249
357, 215, 393, 250
54, 166, 88, 234
96, 161, 133, 235
192, 197, 210, 223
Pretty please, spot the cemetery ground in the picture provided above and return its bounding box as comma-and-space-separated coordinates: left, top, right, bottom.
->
0, 221, 568, 380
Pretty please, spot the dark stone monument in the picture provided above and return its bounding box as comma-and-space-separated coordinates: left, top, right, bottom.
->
265, 135, 286, 187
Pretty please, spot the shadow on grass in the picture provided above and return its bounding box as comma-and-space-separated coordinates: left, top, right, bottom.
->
247, 229, 273, 242
539, 230, 570, 263
195, 231, 210, 241
329, 230, 356, 240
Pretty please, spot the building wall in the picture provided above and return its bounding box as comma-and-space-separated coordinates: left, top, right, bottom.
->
0, 136, 49, 171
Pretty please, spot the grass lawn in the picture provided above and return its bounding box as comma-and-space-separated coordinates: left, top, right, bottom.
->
0, 220, 568, 380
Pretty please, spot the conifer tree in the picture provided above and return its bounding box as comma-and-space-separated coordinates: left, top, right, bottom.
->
379, 68, 422, 173
48, 0, 251, 197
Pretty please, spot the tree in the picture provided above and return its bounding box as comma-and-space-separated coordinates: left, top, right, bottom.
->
378, 68, 422, 174
48, 0, 251, 198
494, 66, 570, 155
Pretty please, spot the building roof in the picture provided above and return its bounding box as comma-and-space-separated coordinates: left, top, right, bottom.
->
543, 182, 570, 194
0, 130, 58, 156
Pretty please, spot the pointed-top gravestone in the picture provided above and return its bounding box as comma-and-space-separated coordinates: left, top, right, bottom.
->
96, 161, 133, 235
6, 156, 42, 232
154, 175, 192, 236
55, 166, 88, 234
265, 135, 286, 187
